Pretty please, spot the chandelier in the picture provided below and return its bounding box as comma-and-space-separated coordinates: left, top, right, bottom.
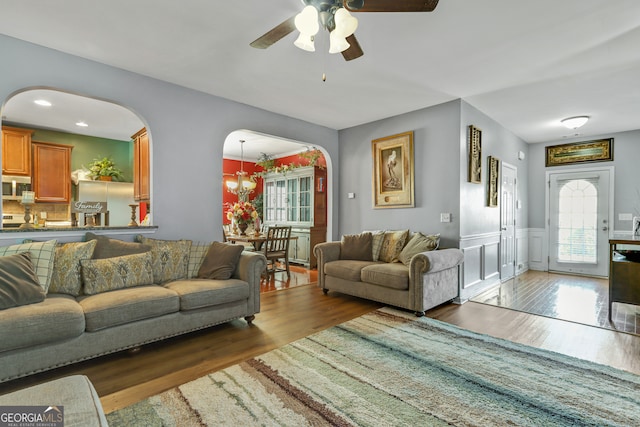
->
225, 139, 256, 202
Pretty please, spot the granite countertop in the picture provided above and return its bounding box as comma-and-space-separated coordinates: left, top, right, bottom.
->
0, 225, 158, 233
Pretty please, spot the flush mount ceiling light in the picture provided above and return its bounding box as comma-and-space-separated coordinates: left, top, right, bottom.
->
75, 121, 88, 127
225, 139, 257, 202
250, 0, 440, 62
34, 99, 52, 107
561, 116, 590, 129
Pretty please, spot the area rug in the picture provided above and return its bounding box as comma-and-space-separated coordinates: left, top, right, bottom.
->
106, 308, 640, 426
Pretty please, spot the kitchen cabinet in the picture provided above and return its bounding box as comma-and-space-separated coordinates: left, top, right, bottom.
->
263, 166, 327, 268
2, 126, 33, 176
132, 127, 150, 202
32, 141, 72, 203
609, 236, 640, 319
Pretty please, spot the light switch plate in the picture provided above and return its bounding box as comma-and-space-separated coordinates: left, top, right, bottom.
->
347, 192, 356, 199
440, 213, 451, 223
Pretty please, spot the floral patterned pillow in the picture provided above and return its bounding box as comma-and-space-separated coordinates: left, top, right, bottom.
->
81, 252, 154, 295
49, 240, 97, 296
135, 236, 192, 284
378, 230, 409, 263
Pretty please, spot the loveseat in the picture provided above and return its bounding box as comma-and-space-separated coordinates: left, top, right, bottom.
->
0, 232, 266, 384
314, 230, 463, 316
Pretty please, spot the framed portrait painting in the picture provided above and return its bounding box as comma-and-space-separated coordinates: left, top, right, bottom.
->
371, 131, 415, 209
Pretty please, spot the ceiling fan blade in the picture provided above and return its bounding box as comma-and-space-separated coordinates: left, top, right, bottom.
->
342, 34, 364, 61
345, 0, 439, 12
250, 16, 297, 49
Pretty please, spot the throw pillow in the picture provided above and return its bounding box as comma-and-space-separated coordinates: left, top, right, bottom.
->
188, 241, 214, 278
197, 241, 244, 280
0, 252, 46, 310
378, 230, 410, 263
86, 232, 150, 259
398, 232, 440, 265
135, 236, 192, 284
340, 232, 373, 261
0, 240, 57, 292
81, 252, 154, 295
365, 230, 386, 261
49, 240, 97, 296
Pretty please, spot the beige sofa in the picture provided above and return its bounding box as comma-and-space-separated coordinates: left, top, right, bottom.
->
314, 231, 463, 316
0, 234, 266, 384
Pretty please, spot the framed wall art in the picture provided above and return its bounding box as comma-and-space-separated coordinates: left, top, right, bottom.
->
487, 156, 499, 207
545, 138, 613, 167
371, 131, 415, 209
468, 125, 482, 183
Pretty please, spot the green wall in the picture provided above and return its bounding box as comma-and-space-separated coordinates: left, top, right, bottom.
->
28, 127, 134, 182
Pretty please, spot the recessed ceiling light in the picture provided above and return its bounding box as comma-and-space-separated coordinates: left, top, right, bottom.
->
34, 99, 52, 107
75, 121, 88, 127
561, 116, 589, 129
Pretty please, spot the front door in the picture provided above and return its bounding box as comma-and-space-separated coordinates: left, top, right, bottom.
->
548, 169, 611, 277
500, 163, 517, 280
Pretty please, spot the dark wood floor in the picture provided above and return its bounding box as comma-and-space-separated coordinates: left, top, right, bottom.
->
472, 270, 640, 334
1, 267, 638, 416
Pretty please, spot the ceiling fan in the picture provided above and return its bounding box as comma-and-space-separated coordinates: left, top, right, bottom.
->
250, 0, 440, 61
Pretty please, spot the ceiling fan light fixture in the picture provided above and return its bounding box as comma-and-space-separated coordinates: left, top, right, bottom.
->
561, 116, 589, 129
294, 5, 319, 35
294, 33, 316, 51
333, 8, 358, 37
329, 30, 350, 53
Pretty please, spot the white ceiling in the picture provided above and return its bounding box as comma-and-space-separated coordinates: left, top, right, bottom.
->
1, 0, 640, 145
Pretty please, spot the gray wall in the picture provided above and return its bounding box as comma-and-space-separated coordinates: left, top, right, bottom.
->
528, 129, 640, 232
0, 35, 340, 242
459, 101, 529, 236
337, 100, 461, 248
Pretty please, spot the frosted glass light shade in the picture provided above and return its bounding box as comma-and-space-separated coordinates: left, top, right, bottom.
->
329, 30, 350, 53
334, 8, 358, 37
294, 33, 315, 51
561, 116, 589, 129
295, 5, 319, 35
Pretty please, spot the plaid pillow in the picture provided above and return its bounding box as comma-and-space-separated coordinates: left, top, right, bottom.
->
187, 242, 213, 278
0, 240, 57, 292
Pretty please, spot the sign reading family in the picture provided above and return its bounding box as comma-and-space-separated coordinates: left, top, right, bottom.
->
72, 201, 107, 214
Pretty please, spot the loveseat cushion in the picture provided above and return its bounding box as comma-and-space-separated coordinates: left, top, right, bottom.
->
324, 260, 379, 282
77, 285, 179, 332
361, 263, 409, 290
165, 279, 250, 311
0, 294, 85, 352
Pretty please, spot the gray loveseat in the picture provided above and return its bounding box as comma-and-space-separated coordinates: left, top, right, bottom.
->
314, 230, 463, 316
0, 233, 266, 384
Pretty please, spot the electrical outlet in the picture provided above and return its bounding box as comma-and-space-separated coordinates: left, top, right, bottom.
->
440, 213, 451, 223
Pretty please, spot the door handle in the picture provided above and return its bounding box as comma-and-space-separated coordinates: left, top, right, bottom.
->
602, 226, 609, 231
501, 227, 507, 230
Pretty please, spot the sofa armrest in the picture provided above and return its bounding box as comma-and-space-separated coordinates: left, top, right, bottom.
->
410, 248, 464, 276
233, 251, 267, 314
314, 241, 342, 289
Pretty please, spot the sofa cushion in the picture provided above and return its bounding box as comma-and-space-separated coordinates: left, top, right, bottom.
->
197, 242, 244, 280
398, 232, 440, 265
378, 230, 409, 263
361, 263, 410, 290
49, 240, 97, 296
324, 260, 379, 282
0, 240, 57, 292
0, 252, 46, 310
0, 294, 85, 352
78, 285, 179, 332
86, 232, 150, 259
135, 236, 192, 284
341, 232, 373, 261
165, 279, 250, 311
187, 241, 213, 278
81, 252, 154, 295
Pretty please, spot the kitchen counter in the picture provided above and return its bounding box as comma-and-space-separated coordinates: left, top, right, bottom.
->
0, 225, 158, 244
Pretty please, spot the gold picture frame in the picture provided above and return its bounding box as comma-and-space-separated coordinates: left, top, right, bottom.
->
468, 125, 482, 183
487, 156, 499, 207
545, 138, 613, 167
372, 131, 415, 209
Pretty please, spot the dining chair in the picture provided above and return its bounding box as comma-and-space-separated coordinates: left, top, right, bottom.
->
262, 225, 292, 278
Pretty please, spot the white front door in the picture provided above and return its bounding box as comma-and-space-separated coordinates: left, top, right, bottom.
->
500, 163, 517, 280
548, 169, 611, 277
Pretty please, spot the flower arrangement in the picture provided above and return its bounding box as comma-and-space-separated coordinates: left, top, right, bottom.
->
88, 157, 124, 181
226, 201, 258, 226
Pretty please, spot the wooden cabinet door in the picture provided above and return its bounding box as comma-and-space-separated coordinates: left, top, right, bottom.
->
2, 127, 33, 176
32, 142, 72, 203
132, 128, 150, 201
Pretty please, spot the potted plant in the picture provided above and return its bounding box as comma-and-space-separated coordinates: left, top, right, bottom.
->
88, 157, 124, 181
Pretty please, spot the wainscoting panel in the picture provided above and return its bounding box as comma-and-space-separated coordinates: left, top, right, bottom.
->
528, 228, 547, 271
516, 228, 529, 276
457, 232, 502, 303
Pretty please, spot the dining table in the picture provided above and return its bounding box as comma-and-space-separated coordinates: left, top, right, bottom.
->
226, 233, 267, 251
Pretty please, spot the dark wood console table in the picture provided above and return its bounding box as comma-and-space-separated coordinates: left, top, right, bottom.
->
608, 236, 640, 320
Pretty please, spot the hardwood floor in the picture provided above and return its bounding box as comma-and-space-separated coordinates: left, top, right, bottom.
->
472, 270, 640, 334
1, 268, 639, 416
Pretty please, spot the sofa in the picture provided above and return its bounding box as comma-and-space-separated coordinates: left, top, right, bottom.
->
314, 230, 463, 316
0, 233, 266, 384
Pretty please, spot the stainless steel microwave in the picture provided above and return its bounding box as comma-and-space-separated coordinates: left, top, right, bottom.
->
2, 175, 32, 200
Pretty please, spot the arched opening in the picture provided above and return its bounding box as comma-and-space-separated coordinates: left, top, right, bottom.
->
222, 130, 332, 269
1, 88, 151, 227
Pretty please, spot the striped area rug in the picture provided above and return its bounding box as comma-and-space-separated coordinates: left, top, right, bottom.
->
107, 308, 640, 426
